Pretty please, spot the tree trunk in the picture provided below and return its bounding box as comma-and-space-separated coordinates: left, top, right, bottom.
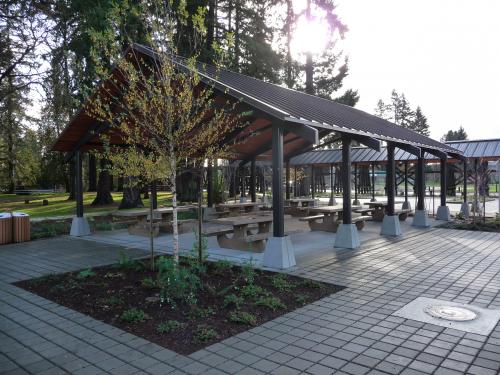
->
119, 180, 143, 209
91, 159, 114, 206
88, 154, 97, 191
170, 145, 179, 262
305, 0, 314, 95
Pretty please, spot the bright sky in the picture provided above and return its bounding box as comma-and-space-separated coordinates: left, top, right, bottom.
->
334, 0, 500, 141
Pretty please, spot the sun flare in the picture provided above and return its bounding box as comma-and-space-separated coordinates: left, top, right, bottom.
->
291, 14, 332, 58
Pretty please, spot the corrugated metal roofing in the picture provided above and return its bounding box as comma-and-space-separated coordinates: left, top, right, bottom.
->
289, 139, 500, 166
134, 44, 458, 154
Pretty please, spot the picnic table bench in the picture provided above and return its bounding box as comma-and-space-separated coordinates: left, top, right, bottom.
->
216, 202, 262, 217
208, 215, 272, 252
365, 201, 408, 222
300, 206, 365, 232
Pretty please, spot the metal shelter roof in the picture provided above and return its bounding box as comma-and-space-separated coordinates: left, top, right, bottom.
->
52, 43, 459, 160
289, 139, 500, 166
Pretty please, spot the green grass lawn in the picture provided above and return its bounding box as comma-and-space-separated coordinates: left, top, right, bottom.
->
0, 192, 174, 218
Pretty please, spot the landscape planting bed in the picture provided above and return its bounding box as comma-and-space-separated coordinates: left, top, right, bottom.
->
15, 255, 343, 354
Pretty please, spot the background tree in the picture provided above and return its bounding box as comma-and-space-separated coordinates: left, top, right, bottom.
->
441, 126, 468, 142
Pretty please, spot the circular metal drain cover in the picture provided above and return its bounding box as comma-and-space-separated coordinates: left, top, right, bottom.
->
424, 305, 477, 321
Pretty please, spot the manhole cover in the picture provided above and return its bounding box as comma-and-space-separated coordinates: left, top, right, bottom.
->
424, 305, 478, 321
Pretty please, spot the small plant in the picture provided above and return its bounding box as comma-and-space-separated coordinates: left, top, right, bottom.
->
29, 273, 59, 286
270, 273, 294, 292
120, 308, 148, 323
104, 272, 124, 279
240, 259, 256, 284
216, 284, 235, 297
228, 311, 257, 325
101, 295, 123, 306
156, 256, 201, 309
115, 251, 140, 270
193, 325, 217, 343
213, 259, 233, 274
76, 267, 96, 280
156, 320, 186, 334
295, 294, 308, 306
223, 294, 243, 309
141, 277, 157, 289
241, 284, 267, 300
302, 279, 325, 289
188, 306, 215, 320
255, 296, 286, 311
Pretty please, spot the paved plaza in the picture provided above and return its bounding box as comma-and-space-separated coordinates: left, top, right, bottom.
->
1, 228, 500, 374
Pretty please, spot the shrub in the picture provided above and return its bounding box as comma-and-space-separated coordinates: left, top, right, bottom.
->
270, 273, 294, 292
255, 296, 286, 311
295, 294, 308, 306
302, 279, 325, 289
241, 284, 267, 300
228, 311, 257, 325
76, 267, 96, 280
115, 251, 142, 270
213, 259, 233, 274
223, 294, 243, 309
141, 277, 157, 289
188, 306, 215, 320
156, 256, 201, 309
156, 320, 186, 334
120, 308, 148, 323
193, 325, 217, 343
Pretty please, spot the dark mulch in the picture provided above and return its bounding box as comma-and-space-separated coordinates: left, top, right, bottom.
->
438, 218, 500, 232
15, 257, 343, 354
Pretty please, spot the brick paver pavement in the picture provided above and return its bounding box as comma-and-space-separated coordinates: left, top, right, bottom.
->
1, 229, 499, 374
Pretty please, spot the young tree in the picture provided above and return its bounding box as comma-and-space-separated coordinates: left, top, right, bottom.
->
88, 1, 242, 263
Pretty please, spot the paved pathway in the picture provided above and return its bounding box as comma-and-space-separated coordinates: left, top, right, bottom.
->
1, 230, 500, 374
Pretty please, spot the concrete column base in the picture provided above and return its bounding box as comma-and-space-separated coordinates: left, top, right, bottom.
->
460, 202, 470, 218
353, 199, 361, 206
381, 215, 402, 236
436, 205, 451, 221
239, 196, 248, 203
370, 197, 377, 202
402, 201, 411, 210
70, 216, 91, 237
329, 196, 337, 206
412, 209, 429, 227
262, 236, 296, 269
334, 224, 360, 249
203, 207, 217, 221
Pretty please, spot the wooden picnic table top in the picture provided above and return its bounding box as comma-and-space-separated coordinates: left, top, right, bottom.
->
365, 201, 404, 207
308, 205, 362, 214
218, 202, 262, 208
214, 215, 272, 226
287, 198, 316, 202
112, 206, 192, 217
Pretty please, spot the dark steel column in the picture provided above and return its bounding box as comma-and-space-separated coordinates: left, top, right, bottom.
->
386, 143, 395, 216
250, 159, 256, 202
404, 161, 408, 203
342, 136, 352, 224
353, 163, 358, 203
285, 161, 291, 200
463, 159, 468, 203
207, 161, 213, 207
440, 158, 447, 206
75, 150, 84, 218
311, 165, 315, 199
416, 156, 425, 210
371, 163, 376, 201
272, 125, 285, 237
294, 167, 297, 197
151, 180, 158, 209
330, 164, 334, 203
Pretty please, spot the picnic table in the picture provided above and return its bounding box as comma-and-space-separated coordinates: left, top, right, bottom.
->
112, 206, 193, 236
286, 198, 316, 207
301, 205, 365, 232
365, 201, 407, 221
208, 215, 272, 251
216, 202, 262, 216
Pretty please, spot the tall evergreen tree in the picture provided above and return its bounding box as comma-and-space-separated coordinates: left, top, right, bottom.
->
441, 126, 468, 142
409, 106, 430, 137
